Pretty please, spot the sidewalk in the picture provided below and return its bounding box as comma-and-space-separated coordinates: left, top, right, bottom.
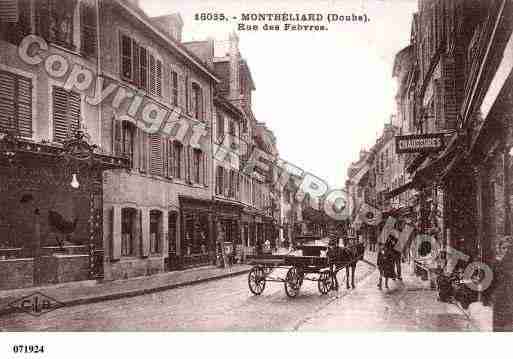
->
0, 264, 251, 316
297, 261, 480, 331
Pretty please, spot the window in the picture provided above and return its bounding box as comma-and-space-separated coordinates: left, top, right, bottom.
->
121, 121, 135, 168
0, 0, 31, 45
120, 34, 161, 96
229, 120, 236, 136
191, 83, 203, 120
192, 149, 202, 184
80, 1, 97, 57
52, 86, 80, 143
172, 141, 183, 179
216, 166, 224, 195
171, 71, 178, 106
217, 111, 224, 141
229, 170, 236, 198
0, 70, 32, 138
150, 210, 162, 254
121, 208, 136, 256
37, 0, 77, 50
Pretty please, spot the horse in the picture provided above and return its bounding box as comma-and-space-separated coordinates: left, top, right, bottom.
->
329, 238, 365, 290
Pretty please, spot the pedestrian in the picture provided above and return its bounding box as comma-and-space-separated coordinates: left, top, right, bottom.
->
377, 240, 396, 290
369, 230, 377, 252
389, 236, 402, 281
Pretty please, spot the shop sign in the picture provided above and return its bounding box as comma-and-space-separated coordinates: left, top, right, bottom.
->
395, 133, 445, 154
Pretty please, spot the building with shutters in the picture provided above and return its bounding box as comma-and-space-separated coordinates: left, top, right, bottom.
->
0, 0, 129, 290
98, 0, 220, 276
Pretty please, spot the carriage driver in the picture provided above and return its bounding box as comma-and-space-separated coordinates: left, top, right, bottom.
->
327, 232, 340, 291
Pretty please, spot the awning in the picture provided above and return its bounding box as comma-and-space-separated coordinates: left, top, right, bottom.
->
385, 181, 414, 200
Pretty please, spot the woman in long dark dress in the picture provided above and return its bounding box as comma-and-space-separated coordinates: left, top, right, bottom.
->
377, 241, 396, 289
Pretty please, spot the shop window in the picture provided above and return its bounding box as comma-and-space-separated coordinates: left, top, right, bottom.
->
121, 208, 136, 257
150, 210, 162, 254
0, 70, 32, 138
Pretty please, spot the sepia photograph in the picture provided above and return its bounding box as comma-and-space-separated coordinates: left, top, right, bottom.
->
0, 0, 512, 347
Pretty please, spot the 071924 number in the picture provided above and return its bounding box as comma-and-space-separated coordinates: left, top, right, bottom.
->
12, 345, 45, 354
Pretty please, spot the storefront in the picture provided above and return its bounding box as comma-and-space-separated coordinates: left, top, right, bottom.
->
0, 131, 128, 290
178, 196, 214, 269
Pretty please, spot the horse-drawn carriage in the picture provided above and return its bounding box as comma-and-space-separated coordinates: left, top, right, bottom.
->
246, 235, 365, 298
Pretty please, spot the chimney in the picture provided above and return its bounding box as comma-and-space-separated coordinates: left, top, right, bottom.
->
228, 32, 240, 100
151, 13, 184, 42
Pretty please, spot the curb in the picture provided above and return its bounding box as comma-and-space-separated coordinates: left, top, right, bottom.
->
0, 268, 251, 317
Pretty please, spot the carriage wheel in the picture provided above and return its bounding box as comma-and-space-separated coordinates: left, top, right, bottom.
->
318, 272, 334, 295
248, 266, 266, 295
284, 267, 302, 298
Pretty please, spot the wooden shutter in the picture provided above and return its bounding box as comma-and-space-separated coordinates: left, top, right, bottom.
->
202, 151, 207, 186
185, 74, 189, 114
120, 34, 132, 81
0, 0, 18, 23
171, 71, 178, 106
80, 1, 97, 57
112, 117, 121, 155
139, 46, 148, 91
0, 71, 16, 133
0, 71, 32, 138
155, 59, 162, 97
149, 53, 156, 96
198, 86, 203, 121
132, 40, 140, 87
180, 145, 186, 180
150, 134, 163, 175
16, 74, 32, 137
53, 87, 80, 143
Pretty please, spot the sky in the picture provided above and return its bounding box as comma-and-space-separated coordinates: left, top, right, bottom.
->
140, 0, 418, 189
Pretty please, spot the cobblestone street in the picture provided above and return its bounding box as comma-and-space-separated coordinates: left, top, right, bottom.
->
0, 259, 479, 331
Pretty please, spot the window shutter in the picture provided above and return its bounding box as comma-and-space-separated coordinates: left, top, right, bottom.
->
120, 34, 132, 81
155, 59, 162, 97
185, 74, 189, 114
133, 127, 141, 171
171, 71, 178, 106
180, 145, 186, 180
132, 40, 140, 87
80, 2, 97, 57
149, 54, 156, 96
113, 118, 121, 155
198, 86, 203, 121
53, 87, 80, 143
150, 133, 163, 176
0, 0, 18, 23
0, 71, 16, 133
139, 46, 148, 91
0, 71, 32, 138
202, 151, 207, 186
17, 74, 32, 137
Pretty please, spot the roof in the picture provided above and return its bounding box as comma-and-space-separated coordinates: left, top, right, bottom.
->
114, 0, 219, 83
214, 95, 245, 120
